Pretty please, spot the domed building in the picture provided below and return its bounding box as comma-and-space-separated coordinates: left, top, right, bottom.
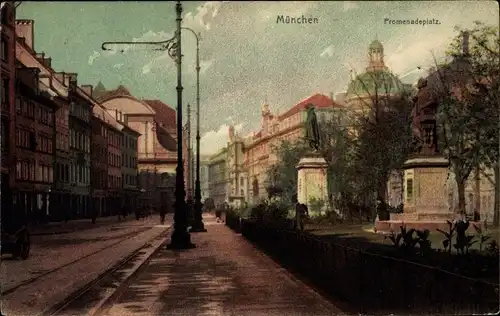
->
345, 39, 409, 110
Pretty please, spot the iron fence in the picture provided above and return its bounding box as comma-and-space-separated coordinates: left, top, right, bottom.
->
225, 212, 241, 233
240, 219, 499, 315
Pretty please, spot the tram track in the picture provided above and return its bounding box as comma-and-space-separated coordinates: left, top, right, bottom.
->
1, 227, 151, 296
46, 227, 171, 316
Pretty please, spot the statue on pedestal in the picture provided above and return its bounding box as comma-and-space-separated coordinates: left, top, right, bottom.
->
305, 105, 321, 151
411, 78, 439, 156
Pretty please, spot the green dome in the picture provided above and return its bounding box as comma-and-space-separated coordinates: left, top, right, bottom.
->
346, 70, 406, 98
369, 40, 383, 50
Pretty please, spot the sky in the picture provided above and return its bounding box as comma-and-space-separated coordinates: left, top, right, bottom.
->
17, 1, 499, 155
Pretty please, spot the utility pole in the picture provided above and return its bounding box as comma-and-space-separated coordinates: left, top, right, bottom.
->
101, 0, 194, 248
182, 27, 206, 232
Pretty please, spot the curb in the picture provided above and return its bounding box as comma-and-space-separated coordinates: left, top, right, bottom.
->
88, 226, 172, 316
45, 225, 172, 316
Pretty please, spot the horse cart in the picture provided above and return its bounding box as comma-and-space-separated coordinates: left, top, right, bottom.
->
1, 219, 31, 260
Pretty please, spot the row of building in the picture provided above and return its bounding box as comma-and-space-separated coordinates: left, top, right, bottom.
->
204, 38, 496, 223
1, 4, 187, 223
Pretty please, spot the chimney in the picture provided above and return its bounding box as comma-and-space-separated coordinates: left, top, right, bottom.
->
115, 109, 118, 121
80, 84, 93, 96
66, 73, 78, 86
35, 52, 45, 63
462, 31, 470, 56
15, 19, 35, 50
53, 72, 66, 86
43, 57, 52, 68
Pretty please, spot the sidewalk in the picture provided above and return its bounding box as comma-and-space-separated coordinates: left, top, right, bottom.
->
102, 216, 347, 316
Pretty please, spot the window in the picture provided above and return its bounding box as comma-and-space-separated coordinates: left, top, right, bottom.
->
26, 102, 34, 118
30, 162, 35, 181
16, 161, 21, 179
406, 178, 414, 202
0, 35, 7, 62
1, 78, 8, 108
15, 97, 21, 113
0, 5, 10, 24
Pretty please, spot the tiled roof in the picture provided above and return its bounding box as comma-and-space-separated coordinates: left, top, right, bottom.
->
143, 99, 176, 128
278, 93, 341, 120
95, 85, 132, 102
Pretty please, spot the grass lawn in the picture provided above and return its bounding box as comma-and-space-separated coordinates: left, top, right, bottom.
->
306, 221, 500, 252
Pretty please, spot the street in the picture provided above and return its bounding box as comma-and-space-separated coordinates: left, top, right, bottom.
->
1, 215, 172, 316
77, 215, 346, 316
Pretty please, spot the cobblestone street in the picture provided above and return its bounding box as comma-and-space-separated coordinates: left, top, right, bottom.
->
1, 215, 172, 316
98, 216, 346, 316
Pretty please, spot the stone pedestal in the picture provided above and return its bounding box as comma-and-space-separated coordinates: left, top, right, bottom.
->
296, 153, 328, 217
376, 156, 457, 232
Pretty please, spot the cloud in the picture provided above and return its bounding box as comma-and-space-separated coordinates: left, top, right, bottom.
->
88, 51, 100, 65
343, 1, 360, 12
113, 63, 124, 69
199, 123, 244, 155
200, 59, 214, 75
257, 1, 319, 22
183, 1, 224, 31
320, 44, 335, 58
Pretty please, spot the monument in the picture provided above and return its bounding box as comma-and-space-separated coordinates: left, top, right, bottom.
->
377, 78, 455, 232
296, 105, 328, 217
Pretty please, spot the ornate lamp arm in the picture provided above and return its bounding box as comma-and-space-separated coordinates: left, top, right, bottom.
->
101, 32, 179, 61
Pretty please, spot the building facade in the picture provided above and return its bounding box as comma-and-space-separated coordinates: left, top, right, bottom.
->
207, 147, 228, 207
1, 2, 17, 214
109, 110, 141, 211
15, 19, 71, 221
68, 78, 92, 219
90, 103, 108, 217
14, 63, 57, 222
226, 126, 246, 207
199, 154, 211, 203
95, 84, 187, 212
243, 94, 341, 203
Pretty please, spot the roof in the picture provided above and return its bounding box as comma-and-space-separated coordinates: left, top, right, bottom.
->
346, 70, 406, 97
95, 85, 132, 102
92, 103, 123, 131
278, 93, 340, 120
369, 40, 383, 50
143, 99, 176, 128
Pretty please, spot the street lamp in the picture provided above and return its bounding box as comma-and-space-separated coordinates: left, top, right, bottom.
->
101, 0, 194, 249
182, 27, 206, 232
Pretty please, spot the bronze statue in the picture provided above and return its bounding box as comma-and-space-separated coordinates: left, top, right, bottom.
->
411, 78, 439, 155
305, 105, 321, 151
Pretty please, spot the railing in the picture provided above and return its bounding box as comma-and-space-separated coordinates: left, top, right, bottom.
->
225, 211, 241, 233
240, 219, 499, 315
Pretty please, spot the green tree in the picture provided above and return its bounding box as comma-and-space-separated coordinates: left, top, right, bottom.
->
345, 70, 414, 219
434, 22, 499, 218
266, 140, 309, 202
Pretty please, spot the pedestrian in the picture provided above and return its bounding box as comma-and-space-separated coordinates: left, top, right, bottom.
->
159, 207, 166, 225
215, 207, 222, 223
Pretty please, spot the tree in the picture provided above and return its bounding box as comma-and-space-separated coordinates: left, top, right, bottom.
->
433, 21, 499, 219
265, 140, 309, 202
345, 69, 414, 219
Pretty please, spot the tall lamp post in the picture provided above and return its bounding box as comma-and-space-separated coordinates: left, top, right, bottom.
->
186, 102, 192, 201
182, 27, 206, 232
101, 0, 194, 249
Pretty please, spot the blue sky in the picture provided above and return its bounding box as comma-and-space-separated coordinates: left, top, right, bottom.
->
18, 1, 499, 154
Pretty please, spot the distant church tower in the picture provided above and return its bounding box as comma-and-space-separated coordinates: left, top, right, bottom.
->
366, 39, 388, 72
